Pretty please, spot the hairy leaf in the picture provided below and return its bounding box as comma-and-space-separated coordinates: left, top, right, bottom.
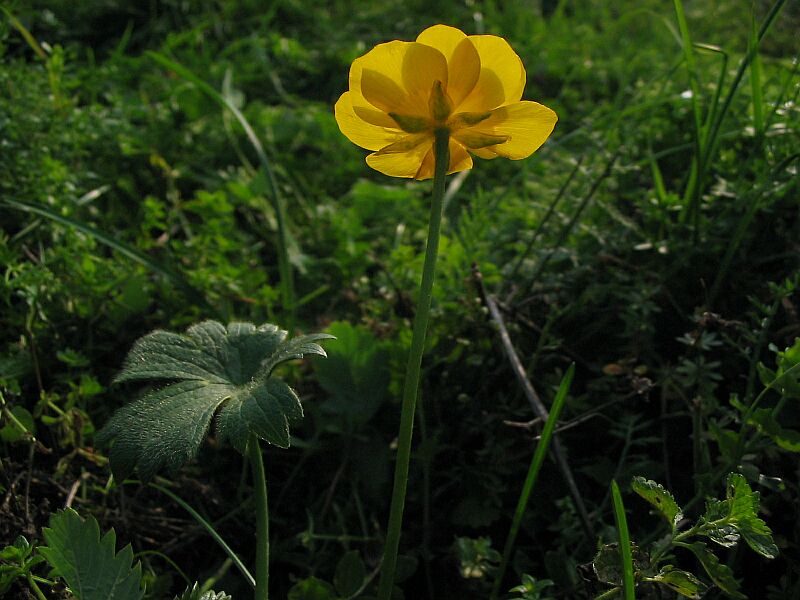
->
647, 566, 708, 599
39, 509, 143, 600
680, 541, 745, 599
96, 321, 333, 480
631, 476, 683, 527
174, 583, 232, 600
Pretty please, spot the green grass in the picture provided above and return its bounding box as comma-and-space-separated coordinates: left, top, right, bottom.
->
1, 1, 799, 598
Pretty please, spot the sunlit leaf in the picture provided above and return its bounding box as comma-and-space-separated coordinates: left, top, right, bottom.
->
680, 541, 745, 599
631, 476, 683, 527
646, 566, 708, 599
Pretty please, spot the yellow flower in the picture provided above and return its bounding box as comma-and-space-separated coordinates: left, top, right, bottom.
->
335, 24, 558, 180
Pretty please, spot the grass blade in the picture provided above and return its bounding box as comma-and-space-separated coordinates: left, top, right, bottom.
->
147, 482, 256, 589
611, 480, 635, 600
490, 364, 575, 600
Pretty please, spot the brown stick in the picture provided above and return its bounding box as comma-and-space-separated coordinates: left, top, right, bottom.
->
474, 264, 596, 539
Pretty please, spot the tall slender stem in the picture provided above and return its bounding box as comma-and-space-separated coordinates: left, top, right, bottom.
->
248, 434, 270, 600
376, 129, 450, 600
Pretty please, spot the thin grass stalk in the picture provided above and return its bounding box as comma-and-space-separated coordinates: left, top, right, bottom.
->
248, 435, 270, 600
515, 151, 618, 305
376, 129, 450, 600
490, 364, 575, 600
505, 155, 584, 294
673, 0, 704, 221
749, 12, 764, 138
146, 482, 256, 589
611, 480, 636, 600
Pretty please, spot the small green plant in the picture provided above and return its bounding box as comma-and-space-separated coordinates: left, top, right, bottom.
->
0, 535, 50, 598
97, 320, 334, 600
591, 473, 778, 599
509, 574, 556, 600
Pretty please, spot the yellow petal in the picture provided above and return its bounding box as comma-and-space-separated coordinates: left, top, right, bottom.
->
448, 39, 482, 107
416, 24, 467, 60
467, 101, 558, 160
351, 40, 446, 117
401, 43, 449, 107
414, 138, 474, 180
456, 34, 526, 113
366, 134, 433, 179
417, 25, 480, 108
365, 134, 473, 180
334, 92, 404, 151
447, 139, 473, 174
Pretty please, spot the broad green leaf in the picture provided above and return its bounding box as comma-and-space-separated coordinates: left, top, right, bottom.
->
591, 543, 649, 586
174, 582, 232, 600
726, 473, 759, 522
701, 474, 778, 558
96, 321, 333, 481
680, 541, 745, 599
287, 576, 337, 600
0, 405, 36, 443
39, 509, 143, 600
774, 338, 800, 398
315, 322, 391, 428
334, 550, 366, 597
726, 473, 778, 557
744, 408, 800, 452
631, 476, 683, 527
702, 498, 739, 547
738, 514, 779, 559
646, 566, 708, 599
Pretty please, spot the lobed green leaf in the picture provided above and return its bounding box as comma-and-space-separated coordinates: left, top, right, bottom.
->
646, 565, 708, 599
97, 320, 333, 481
39, 509, 143, 600
174, 583, 232, 600
631, 476, 684, 528
679, 541, 745, 599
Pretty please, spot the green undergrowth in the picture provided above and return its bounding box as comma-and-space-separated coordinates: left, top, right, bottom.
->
1, 0, 799, 598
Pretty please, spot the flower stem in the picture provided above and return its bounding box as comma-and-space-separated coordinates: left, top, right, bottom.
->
377, 129, 450, 600
248, 434, 270, 600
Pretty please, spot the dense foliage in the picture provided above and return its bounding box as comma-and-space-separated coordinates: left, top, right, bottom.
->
1, 1, 798, 598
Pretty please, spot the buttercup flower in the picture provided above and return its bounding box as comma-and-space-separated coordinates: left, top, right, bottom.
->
335, 24, 558, 180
